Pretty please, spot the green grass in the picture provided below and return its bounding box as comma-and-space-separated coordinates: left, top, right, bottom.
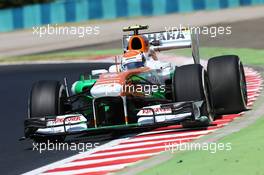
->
0, 49, 120, 63
140, 116, 264, 175
1, 47, 264, 66
166, 47, 264, 66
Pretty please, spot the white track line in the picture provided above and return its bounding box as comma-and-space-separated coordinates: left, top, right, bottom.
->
247, 88, 261, 92
41, 163, 135, 175
76, 145, 167, 158
54, 153, 159, 168
123, 130, 212, 143
137, 126, 217, 136
136, 128, 185, 136
107, 137, 198, 149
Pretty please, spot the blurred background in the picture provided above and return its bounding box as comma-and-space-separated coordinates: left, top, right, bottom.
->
0, 0, 263, 32
0, 0, 263, 58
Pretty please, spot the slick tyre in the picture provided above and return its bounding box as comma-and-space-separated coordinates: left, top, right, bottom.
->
27, 80, 66, 142
207, 55, 247, 115
29, 80, 66, 118
172, 64, 213, 127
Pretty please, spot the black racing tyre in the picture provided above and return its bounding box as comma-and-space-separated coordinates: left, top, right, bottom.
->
207, 55, 247, 115
29, 80, 66, 118
172, 64, 213, 127
27, 80, 66, 142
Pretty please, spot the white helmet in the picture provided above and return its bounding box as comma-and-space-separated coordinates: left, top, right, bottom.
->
121, 50, 146, 71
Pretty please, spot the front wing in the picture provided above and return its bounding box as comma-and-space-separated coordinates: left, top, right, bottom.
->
23, 101, 205, 139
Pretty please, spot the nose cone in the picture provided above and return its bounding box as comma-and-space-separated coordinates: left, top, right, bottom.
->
91, 83, 123, 98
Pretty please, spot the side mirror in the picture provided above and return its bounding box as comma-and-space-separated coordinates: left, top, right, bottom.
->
91, 69, 108, 76
109, 64, 121, 73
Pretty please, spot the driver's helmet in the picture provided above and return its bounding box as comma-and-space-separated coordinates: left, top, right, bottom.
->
121, 50, 146, 71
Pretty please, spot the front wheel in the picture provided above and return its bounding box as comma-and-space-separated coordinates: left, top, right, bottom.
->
26, 80, 67, 142
172, 64, 213, 127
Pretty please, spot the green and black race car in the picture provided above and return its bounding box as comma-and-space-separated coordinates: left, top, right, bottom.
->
24, 25, 247, 141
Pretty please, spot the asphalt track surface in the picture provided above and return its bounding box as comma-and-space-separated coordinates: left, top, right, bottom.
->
0, 63, 112, 175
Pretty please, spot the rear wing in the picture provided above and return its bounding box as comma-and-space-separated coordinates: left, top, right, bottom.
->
122, 29, 200, 64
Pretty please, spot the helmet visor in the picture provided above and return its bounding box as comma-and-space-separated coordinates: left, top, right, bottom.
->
123, 61, 144, 70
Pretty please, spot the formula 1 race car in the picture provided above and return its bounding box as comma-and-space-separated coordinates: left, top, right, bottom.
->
23, 25, 247, 142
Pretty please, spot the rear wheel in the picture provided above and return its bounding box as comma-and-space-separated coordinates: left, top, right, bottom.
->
207, 55, 247, 115
26, 80, 66, 142
172, 64, 213, 127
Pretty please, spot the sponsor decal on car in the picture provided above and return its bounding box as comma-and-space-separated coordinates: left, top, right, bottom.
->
53, 116, 81, 124
137, 105, 172, 116
46, 115, 85, 126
